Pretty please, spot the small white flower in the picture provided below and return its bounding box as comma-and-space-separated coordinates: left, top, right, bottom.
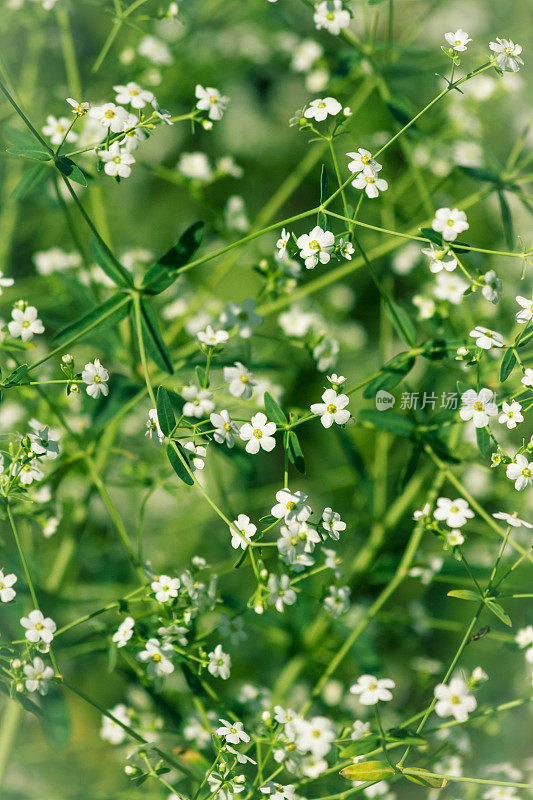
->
224, 362, 256, 400
339, 239, 355, 260
445, 29, 472, 52
471, 666, 488, 683
182, 385, 215, 417
350, 675, 395, 705
492, 511, 533, 528
516, 625, 533, 648
210, 410, 238, 447
100, 704, 130, 744
197, 325, 229, 347
89, 103, 129, 132
506, 454, 533, 490
29, 423, 60, 460
20, 609, 56, 644
0, 570, 17, 603
413, 503, 430, 520
351, 720, 371, 740
112, 616, 135, 647
239, 412, 277, 454
82, 359, 109, 399
178, 151, 213, 181
499, 401, 523, 429
184, 442, 207, 470
431, 207, 469, 242
514, 295, 533, 323
469, 326, 504, 350
268, 574, 297, 612
217, 718, 250, 744
0, 271, 14, 295
421, 243, 457, 273
137, 638, 174, 677
24, 657, 54, 695
459, 388, 497, 428
114, 81, 154, 109
296, 226, 335, 269
351, 173, 388, 199
146, 408, 166, 445
304, 97, 342, 122
98, 142, 135, 178
445, 529, 464, 546
521, 368, 533, 387
434, 497, 474, 528
310, 388, 350, 428
489, 38, 524, 72
433, 272, 468, 304
8, 305, 44, 342
151, 575, 180, 603
434, 677, 476, 721
226, 745, 257, 765
323, 585, 350, 617
229, 514, 257, 550
208, 644, 231, 679
42, 115, 77, 145
195, 85, 229, 121
313, 0, 350, 35
220, 299, 263, 338
66, 97, 89, 116
271, 488, 311, 523
276, 228, 291, 259
346, 148, 382, 177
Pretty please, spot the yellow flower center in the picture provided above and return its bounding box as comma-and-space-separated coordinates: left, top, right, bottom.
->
365, 176, 375, 184
104, 109, 115, 118
326, 11, 335, 19
522, 467, 531, 477
224, 422, 232, 431
286, 501, 296, 510
326, 403, 337, 413
152, 653, 162, 662
473, 401, 483, 411
240, 374, 249, 383
309, 239, 320, 250
253, 429, 263, 439
35, 622, 43, 630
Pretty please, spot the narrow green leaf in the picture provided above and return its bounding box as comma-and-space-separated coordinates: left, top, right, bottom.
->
359, 409, 416, 438
476, 425, 491, 456
419, 227, 442, 246
7, 145, 51, 161
156, 386, 175, 437
167, 442, 194, 486
159, 221, 204, 271
91, 236, 133, 288
139, 301, 174, 374
340, 761, 394, 782
459, 165, 500, 183
2, 364, 29, 388
52, 294, 131, 345
403, 768, 447, 788
447, 589, 482, 601
384, 298, 417, 347
497, 189, 514, 250
264, 391, 287, 425
485, 599, 512, 627
38, 686, 71, 751
500, 348, 516, 382
55, 155, 88, 187
362, 354, 415, 398
287, 431, 305, 474
339, 735, 380, 758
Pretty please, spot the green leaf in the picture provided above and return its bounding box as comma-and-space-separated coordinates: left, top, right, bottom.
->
264, 391, 287, 425
387, 728, 427, 746
386, 100, 416, 130
159, 221, 204, 271
419, 227, 442, 246
167, 442, 194, 486
181, 663, 207, 697
156, 386, 175, 437
2, 364, 29, 388
339, 735, 379, 758
459, 165, 500, 183
476, 425, 491, 456
287, 431, 305, 474
139, 301, 174, 374
362, 354, 415, 398
55, 155, 88, 187
384, 299, 417, 347
39, 686, 72, 751
91, 236, 133, 288
359, 409, 416, 438
403, 768, 447, 788
447, 589, 482, 601
7, 144, 51, 161
195, 365, 207, 388
485, 599, 512, 627
52, 294, 131, 345
500, 348, 516, 382
340, 761, 394, 782
498, 189, 514, 250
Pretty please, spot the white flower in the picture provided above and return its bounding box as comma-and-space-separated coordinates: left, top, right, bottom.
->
339, 239, 355, 259
499, 401, 523, 429
146, 408, 166, 445
313, 336, 339, 371
224, 362, 256, 399
471, 666, 488, 683
178, 151, 213, 181
19, 462, 44, 485
521, 368, 533, 387
434, 677, 476, 722
470, 326, 504, 350
516, 625, 533, 648
459, 388, 497, 428
445, 29, 472, 51
66, 98, 89, 116
489, 38, 524, 72
304, 97, 342, 122
33, 247, 80, 275
119, 113, 146, 151
82, 359, 109, 399
310, 388, 350, 428
8, 305, 44, 342
413, 503, 430, 520
433, 272, 468, 304
151, 575, 180, 603
184, 442, 207, 470
182, 385, 215, 417
42, 115, 77, 145
313, 0, 350, 35
210, 410, 238, 447
0, 570, 17, 603
220, 299, 263, 338
492, 511, 533, 529
195, 85, 229, 121
137, 638, 174, 677
29, 424, 60, 460
208, 644, 231, 679
321, 507, 346, 539
323, 585, 350, 617
421, 243, 457, 273
294, 716, 335, 757
268, 574, 296, 612
271, 488, 311, 523
276, 228, 291, 259
89, 103, 129, 132
24, 657, 54, 695
98, 142, 135, 178
350, 675, 395, 705
100, 703, 130, 744
514, 295, 533, 323
260, 782, 296, 800
434, 497, 474, 528
114, 81, 154, 108
0, 271, 14, 294
506, 454, 533, 490
217, 718, 250, 744
445, 529, 464, 546
151, 98, 173, 125
138, 35, 172, 65
112, 616, 135, 647
229, 514, 257, 550
197, 325, 229, 347
227, 745, 256, 765
351, 720, 371, 740
20, 609, 56, 644
296, 226, 335, 269
431, 207, 469, 242
351, 173, 388, 199
239, 412, 277, 454
481, 270, 502, 303
346, 148, 382, 177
